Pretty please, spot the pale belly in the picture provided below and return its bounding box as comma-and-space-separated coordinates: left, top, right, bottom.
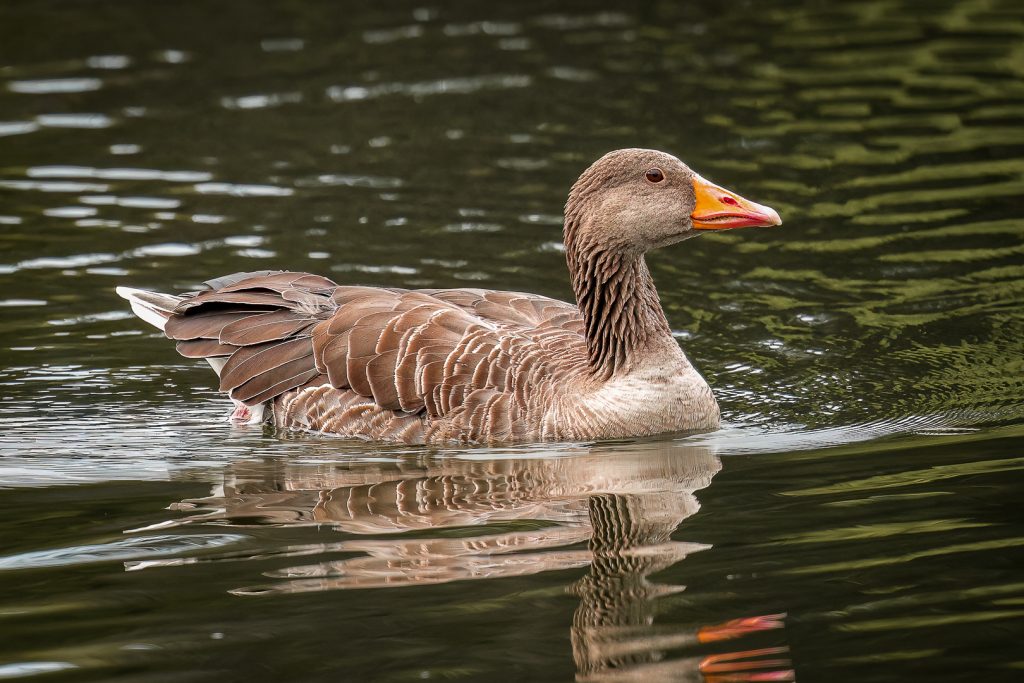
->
546, 363, 721, 441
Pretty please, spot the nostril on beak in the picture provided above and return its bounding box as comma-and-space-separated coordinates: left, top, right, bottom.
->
721, 196, 738, 206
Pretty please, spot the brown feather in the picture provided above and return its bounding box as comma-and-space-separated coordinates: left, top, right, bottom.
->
231, 355, 318, 403
165, 309, 272, 340
393, 352, 424, 412
219, 337, 312, 392
332, 286, 401, 306
346, 324, 386, 365
346, 351, 375, 397
486, 394, 512, 440
318, 329, 352, 388
219, 310, 314, 346
175, 339, 236, 358
281, 287, 329, 309
420, 361, 446, 417
326, 301, 396, 334
216, 272, 337, 294
366, 350, 401, 409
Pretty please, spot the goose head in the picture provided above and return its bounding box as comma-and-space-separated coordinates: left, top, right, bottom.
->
564, 148, 781, 256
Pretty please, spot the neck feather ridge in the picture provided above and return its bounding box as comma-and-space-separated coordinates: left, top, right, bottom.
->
564, 216, 674, 379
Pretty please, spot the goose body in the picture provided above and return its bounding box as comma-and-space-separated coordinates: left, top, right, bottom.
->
118, 149, 780, 445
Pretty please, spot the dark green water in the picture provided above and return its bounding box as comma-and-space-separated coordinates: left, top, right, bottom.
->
2, 0, 1023, 680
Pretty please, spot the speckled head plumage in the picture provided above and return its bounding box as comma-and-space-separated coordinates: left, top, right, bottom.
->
565, 148, 781, 256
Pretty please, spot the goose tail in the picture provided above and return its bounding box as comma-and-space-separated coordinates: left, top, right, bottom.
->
115, 286, 183, 332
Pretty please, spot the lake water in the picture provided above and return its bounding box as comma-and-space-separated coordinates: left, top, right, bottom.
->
1, 0, 1023, 680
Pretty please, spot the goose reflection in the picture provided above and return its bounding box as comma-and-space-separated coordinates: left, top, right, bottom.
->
174, 441, 793, 681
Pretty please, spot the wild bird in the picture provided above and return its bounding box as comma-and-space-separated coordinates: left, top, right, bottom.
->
117, 149, 780, 445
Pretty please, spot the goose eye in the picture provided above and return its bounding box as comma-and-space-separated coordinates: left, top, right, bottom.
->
645, 168, 665, 183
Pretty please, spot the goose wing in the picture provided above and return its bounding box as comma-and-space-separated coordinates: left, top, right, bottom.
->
163, 272, 587, 432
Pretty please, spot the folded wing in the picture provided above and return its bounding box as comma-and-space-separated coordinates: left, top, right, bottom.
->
162, 271, 588, 438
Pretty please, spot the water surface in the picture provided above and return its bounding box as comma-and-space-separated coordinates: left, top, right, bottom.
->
2, 0, 1023, 681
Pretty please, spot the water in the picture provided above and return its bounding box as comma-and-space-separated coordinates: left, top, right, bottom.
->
1, 0, 1023, 680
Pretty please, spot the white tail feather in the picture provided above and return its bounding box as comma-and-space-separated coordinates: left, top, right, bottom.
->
116, 286, 183, 332
117, 286, 230, 380
206, 357, 227, 377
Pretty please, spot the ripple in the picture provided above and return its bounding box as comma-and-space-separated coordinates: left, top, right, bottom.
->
838, 609, 1024, 633
79, 195, 181, 209
443, 222, 503, 233
333, 264, 418, 275
42, 206, 97, 218
260, 38, 305, 52
442, 21, 521, 36
0, 534, 244, 570
535, 12, 631, 29
222, 235, 265, 247
0, 299, 46, 307
0, 662, 77, 679
109, 143, 140, 155
0, 121, 39, 136
46, 311, 132, 327
86, 54, 131, 69
194, 182, 293, 197
784, 456, 1024, 498
297, 173, 402, 189
234, 248, 276, 258
35, 113, 114, 129
783, 536, 1024, 576
519, 213, 563, 225
496, 157, 549, 170
14, 253, 118, 270
0, 180, 110, 192
363, 25, 423, 44
156, 49, 188, 63
190, 213, 226, 224
27, 166, 212, 182
546, 66, 598, 82
8, 78, 102, 94
220, 92, 303, 110
326, 74, 531, 102
131, 243, 202, 257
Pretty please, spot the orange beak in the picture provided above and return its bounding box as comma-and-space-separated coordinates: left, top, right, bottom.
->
690, 175, 782, 230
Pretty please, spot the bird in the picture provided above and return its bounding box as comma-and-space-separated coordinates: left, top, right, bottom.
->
117, 148, 781, 445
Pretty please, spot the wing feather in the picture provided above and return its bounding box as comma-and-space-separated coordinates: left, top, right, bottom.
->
175, 339, 236, 358
165, 308, 273, 341
219, 310, 315, 346
148, 270, 593, 442
219, 337, 312, 393
232, 356, 318, 403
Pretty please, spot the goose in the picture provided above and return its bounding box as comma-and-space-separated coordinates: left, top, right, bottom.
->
117, 148, 780, 444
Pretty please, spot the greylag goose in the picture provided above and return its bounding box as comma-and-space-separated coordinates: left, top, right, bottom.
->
117, 148, 780, 444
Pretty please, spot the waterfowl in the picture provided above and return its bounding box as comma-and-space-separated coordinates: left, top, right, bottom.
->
117, 148, 780, 445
